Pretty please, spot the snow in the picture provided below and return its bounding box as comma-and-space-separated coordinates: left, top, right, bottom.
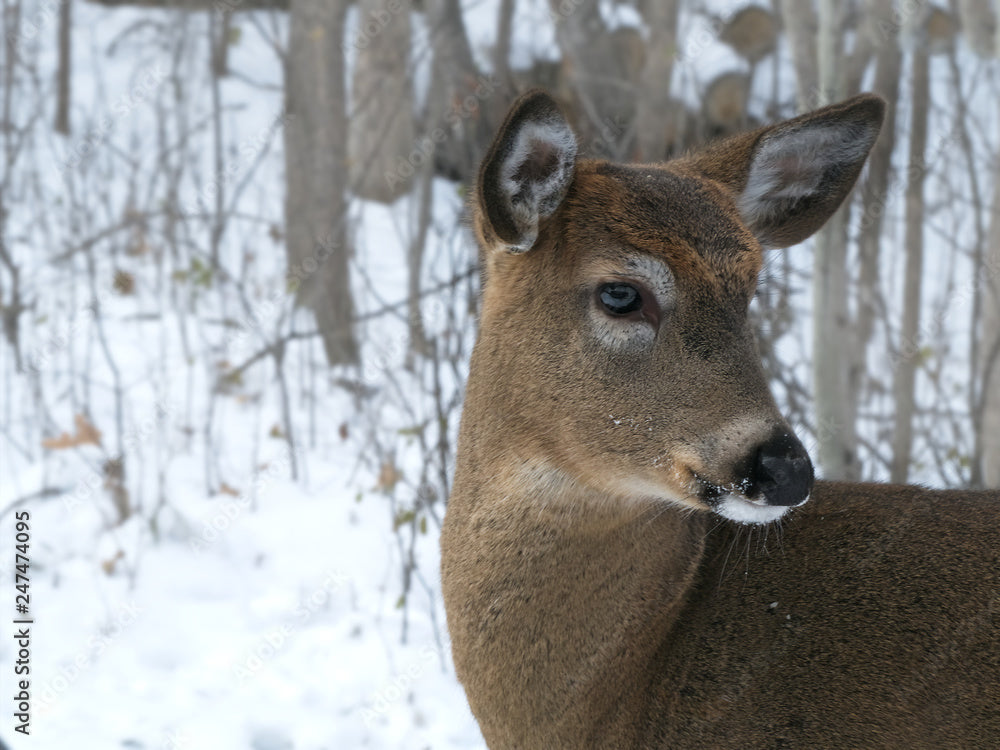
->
4, 464, 481, 749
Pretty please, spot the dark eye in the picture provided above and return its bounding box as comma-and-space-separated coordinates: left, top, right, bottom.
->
599, 283, 642, 315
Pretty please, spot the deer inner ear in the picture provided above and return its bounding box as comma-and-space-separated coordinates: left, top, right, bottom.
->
478, 91, 577, 253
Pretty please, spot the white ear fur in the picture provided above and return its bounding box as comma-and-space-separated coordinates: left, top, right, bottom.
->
738, 125, 873, 244
498, 119, 577, 252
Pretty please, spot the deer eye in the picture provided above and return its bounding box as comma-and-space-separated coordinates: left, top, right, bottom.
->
598, 283, 642, 316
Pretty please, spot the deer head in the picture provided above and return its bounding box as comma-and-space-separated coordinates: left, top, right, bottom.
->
464, 91, 884, 525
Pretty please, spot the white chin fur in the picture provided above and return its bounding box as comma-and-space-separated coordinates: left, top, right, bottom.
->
715, 495, 796, 525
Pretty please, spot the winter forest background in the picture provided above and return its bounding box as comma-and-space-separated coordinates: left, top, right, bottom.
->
0, 0, 998, 747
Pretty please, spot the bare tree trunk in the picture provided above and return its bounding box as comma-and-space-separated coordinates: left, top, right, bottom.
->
55, 0, 72, 135
941, 45, 988, 486
548, 0, 636, 153
423, 0, 496, 182
210, 7, 233, 77
979, 98, 1000, 487
779, 0, 818, 110
348, 0, 415, 203
0, 197, 23, 371
634, 0, 679, 161
812, 222, 857, 478
843, 6, 875, 96
402, 31, 455, 360
850, 0, 901, 448
90, 0, 288, 7
424, 0, 478, 80
284, 0, 358, 365
406, 157, 433, 359
890, 46, 930, 483
956, 0, 998, 486
209, 10, 225, 267
956, 0, 996, 56
494, 0, 516, 94
1, 2, 25, 369
815, 0, 843, 103
548, 0, 605, 117
811, 0, 858, 479
996, 0, 1000, 56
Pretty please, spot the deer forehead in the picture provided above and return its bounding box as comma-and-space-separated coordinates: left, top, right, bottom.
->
485, 162, 764, 303
576, 163, 761, 274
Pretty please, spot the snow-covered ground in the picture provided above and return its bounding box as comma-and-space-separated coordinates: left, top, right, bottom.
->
1, 432, 483, 749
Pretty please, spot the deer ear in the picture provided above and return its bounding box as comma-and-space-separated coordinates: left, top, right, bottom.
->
477, 90, 577, 253
691, 94, 885, 248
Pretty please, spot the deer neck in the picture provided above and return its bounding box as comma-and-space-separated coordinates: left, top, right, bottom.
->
442, 454, 708, 746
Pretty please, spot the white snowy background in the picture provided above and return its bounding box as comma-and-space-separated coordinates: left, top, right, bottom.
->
0, 1, 996, 748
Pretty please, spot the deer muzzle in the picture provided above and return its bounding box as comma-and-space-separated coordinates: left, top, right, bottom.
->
750, 431, 814, 507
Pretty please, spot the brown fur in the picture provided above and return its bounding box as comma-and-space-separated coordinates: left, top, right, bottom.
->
442, 92, 1000, 748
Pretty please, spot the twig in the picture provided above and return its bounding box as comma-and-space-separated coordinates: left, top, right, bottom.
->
223, 266, 478, 383
0, 487, 69, 521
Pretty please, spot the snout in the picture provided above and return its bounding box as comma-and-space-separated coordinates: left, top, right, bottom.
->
750, 431, 814, 507
702, 428, 814, 524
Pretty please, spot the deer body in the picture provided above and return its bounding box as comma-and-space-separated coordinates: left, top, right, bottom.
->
441, 91, 1000, 748
445, 478, 1000, 747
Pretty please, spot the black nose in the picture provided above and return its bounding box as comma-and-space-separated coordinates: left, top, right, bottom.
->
751, 432, 814, 507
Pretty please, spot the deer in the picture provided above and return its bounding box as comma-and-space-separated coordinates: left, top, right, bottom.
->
440, 90, 1000, 749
